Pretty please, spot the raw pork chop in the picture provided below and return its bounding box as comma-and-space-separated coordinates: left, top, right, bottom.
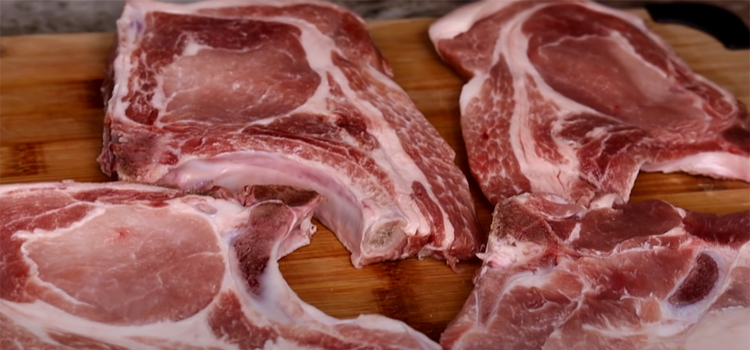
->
98, 0, 483, 269
0, 181, 440, 350
441, 193, 750, 350
429, 0, 750, 206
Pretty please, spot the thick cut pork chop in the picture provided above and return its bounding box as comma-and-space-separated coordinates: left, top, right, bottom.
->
429, 0, 750, 206
0, 181, 440, 350
98, 0, 483, 268
441, 193, 750, 350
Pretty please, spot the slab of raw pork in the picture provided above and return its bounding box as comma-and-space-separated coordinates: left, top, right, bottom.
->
440, 193, 750, 350
0, 181, 440, 350
98, 0, 483, 269
429, 0, 750, 206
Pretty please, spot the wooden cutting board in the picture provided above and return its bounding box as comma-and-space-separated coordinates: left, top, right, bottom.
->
1, 9, 748, 342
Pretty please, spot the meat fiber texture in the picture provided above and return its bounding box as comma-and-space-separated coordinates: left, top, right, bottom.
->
98, 0, 483, 269
441, 193, 750, 350
0, 181, 440, 350
428, 0, 750, 207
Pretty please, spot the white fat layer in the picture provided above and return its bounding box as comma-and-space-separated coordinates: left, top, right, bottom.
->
427, 0, 655, 45
642, 152, 750, 182
566, 222, 582, 242
684, 308, 750, 350
1, 299, 241, 350
1, 181, 248, 229
108, 2, 144, 124
457, 75, 486, 113
588, 193, 619, 209
478, 239, 544, 268
14, 206, 105, 241
427, 0, 516, 45
180, 40, 210, 57
735, 241, 750, 268
262, 337, 321, 350
126, 0, 350, 15
551, 306, 750, 350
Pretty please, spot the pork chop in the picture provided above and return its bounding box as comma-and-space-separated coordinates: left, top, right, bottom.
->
0, 181, 440, 350
441, 193, 750, 350
429, 0, 750, 206
98, 0, 483, 268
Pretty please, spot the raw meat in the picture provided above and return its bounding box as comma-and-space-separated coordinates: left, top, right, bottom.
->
441, 193, 750, 350
429, 0, 750, 206
0, 181, 440, 350
98, 0, 483, 268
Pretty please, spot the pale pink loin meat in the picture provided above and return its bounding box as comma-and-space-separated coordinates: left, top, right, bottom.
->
429, 0, 750, 206
0, 181, 440, 350
441, 193, 750, 350
99, 0, 483, 268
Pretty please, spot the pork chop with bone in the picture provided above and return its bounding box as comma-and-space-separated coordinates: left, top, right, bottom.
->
441, 193, 750, 350
0, 181, 440, 350
99, 0, 483, 268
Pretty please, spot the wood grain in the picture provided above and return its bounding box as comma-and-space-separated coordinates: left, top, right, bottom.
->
0, 10, 748, 342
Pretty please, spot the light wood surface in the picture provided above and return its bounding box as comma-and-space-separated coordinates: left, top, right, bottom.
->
1, 9, 748, 341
